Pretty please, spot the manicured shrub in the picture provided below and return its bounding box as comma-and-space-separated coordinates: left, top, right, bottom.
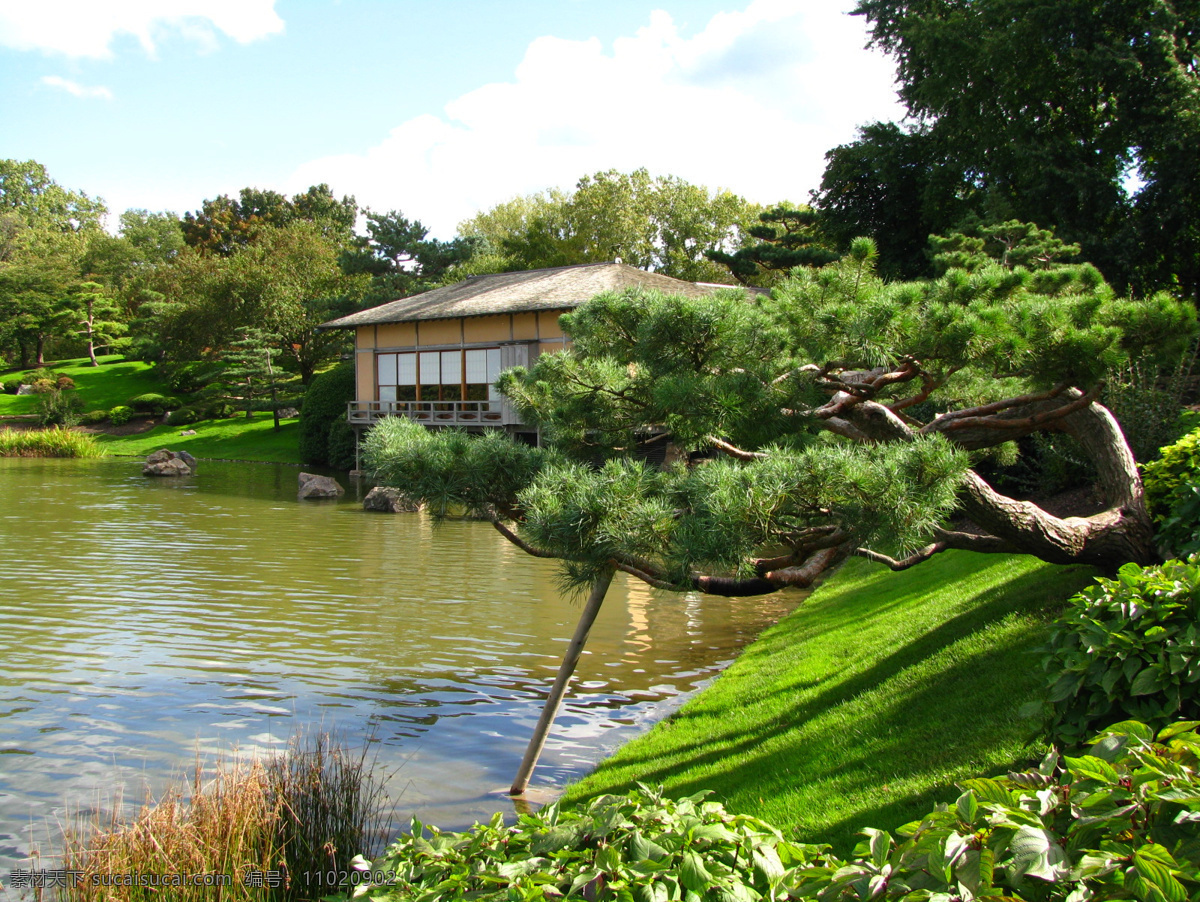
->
2, 377, 24, 394
55, 375, 75, 391
29, 377, 56, 393
1143, 427, 1200, 556
1038, 557, 1200, 745
341, 720, 1200, 902
166, 406, 199, 426
299, 362, 354, 467
108, 405, 134, 426
79, 409, 110, 426
126, 392, 181, 415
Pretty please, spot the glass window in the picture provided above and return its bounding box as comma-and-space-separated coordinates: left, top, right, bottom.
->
441, 350, 461, 386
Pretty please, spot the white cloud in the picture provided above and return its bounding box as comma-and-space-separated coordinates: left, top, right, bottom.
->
0, 1, 284, 59
288, 0, 904, 237
41, 75, 113, 100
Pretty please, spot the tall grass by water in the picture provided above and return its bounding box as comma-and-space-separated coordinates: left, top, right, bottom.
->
49, 733, 391, 902
0, 427, 104, 458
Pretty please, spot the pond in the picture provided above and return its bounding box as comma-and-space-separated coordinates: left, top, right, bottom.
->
0, 456, 799, 877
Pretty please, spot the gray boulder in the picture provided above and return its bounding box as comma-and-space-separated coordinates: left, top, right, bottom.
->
298, 472, 344, 499
277, 407, 300, 419
363, 486, 423, 513
143, 448, 196, 477
15, 385, 33, 395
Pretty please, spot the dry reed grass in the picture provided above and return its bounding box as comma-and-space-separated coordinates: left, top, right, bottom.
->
41, 733, 390, 902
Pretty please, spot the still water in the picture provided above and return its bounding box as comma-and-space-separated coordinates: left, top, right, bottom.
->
0, 457, 797, 875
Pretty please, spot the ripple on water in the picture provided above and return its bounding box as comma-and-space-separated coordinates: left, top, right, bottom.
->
0, 458, 802, 879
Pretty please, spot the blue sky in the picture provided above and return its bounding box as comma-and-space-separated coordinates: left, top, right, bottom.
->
0, 1, 905, 236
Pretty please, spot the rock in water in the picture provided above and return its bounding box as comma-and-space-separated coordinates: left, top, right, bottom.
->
298, 472, 344, 499
363, 486, 423, 513
143, 448, 196, 477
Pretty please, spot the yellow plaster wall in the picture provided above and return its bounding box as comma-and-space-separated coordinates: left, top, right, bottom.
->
463, 315, 512, 343
538, 340, 568, 357
355, 351, 375, 401
536, 311, 566, 339
376, 323, 416, 348
511, 313, 538, 340
356, 326, 375, 350
417, 319, 460, 346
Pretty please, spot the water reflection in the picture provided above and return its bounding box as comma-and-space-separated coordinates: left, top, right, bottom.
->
0, 457, 799, 875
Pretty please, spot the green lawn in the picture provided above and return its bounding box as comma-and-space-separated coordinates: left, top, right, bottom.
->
562, 552, 1097, 853
94, 416, 303, 464
0, 356, 166, 416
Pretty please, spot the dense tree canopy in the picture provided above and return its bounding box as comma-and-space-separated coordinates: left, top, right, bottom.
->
817, 0, 1200, 295
457, 169, 764, 283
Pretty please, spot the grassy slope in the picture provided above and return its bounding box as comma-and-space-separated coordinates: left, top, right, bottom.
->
0, 356, 165, 415
0, 356, 304, 464
562, 552, 1097, 853
94, 417, 303, 464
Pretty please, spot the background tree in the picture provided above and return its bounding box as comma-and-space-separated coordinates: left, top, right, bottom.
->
220, 327, 293, 430
181, 184, 357, 257
0, 160, 106, 366
832, 0, 1200, 296
705, 205, 839, 286
457, 169, 765, 283
340, 209, 481, 301
72, 281, 128, 365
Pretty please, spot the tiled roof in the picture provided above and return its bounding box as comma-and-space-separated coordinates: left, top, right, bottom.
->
319, 262, 730, 329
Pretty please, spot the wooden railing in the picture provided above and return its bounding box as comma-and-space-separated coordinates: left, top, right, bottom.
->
347, 400, 513, 427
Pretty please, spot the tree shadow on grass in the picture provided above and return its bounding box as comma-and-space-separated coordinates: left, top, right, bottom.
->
569, 556, 1096, 851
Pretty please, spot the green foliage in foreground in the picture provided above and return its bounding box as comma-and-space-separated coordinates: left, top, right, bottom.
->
340, 720, 1200, 902
93, 417, 301, 464
565, 554, 1095, 849
0, 426, 104, 458
1142, 428, 1200, 558
1039, 557, 1200, 746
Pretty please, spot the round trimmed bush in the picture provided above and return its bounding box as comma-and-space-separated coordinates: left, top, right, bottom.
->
1142, 427, 1200, 557
167, 407, 200, 426
80, 409, 110, 426
108, 405, 134, 426
2, 378, 24, 395
55, 375, 75, 391
126, 393, 182, 415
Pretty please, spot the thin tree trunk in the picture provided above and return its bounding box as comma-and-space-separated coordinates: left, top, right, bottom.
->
510, 567, 616, 795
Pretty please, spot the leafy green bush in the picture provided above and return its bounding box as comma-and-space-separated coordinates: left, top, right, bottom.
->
1143, 427, 1200, 556
167, 407, 199, 426
35, 389, 85, 426
205, 401, 237, 419
55, 375, 75, 391
328, 417, 357, 470
108, 405, 134, 426
299, 362, 354, 467
1038, 558, 1200, 745
340, 721, 1200, 902
126, 392, 181, 415
80, 409, 110, 426
1, 377, 22, 394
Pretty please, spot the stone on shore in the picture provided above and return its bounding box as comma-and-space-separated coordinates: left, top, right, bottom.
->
298, 472, 344, 499
363, 486, 423, 513
143, 448, 196, 477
